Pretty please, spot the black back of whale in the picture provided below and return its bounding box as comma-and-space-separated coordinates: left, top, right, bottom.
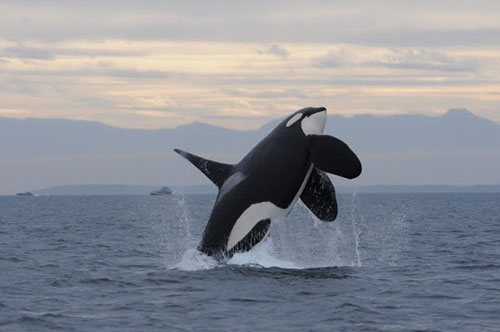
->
175, 107, 361, 257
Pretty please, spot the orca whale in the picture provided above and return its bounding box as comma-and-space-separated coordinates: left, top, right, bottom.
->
175, 107, 361, 258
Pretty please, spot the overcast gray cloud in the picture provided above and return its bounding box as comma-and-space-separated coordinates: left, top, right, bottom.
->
1, 46, 54, 60
256, 45, 289, 58
2, 1, 500, 46
224, 88, 307, 100
314, 48, 480, 73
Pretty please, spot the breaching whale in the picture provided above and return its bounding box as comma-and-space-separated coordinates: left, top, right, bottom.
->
175, 107, 361, 258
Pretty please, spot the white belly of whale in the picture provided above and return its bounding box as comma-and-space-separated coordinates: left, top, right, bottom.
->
226, 165, 314, 252
226, 201, 283, 251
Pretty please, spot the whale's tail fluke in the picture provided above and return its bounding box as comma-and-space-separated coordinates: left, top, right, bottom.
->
174, 149, 234, 188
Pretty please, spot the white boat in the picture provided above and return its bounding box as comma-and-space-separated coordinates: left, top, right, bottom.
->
16, 192, 34, 196
150, 187, 172, 195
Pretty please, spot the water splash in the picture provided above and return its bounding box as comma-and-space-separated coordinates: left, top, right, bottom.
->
172, 248, 219, 271
170, 240, 299, 271
171, 193, 196, 247
164, 193, 371, 270
267, 200, 364, 268
228, 239, 298, 269
154, 193, 202, 269
350, 192, 362, 267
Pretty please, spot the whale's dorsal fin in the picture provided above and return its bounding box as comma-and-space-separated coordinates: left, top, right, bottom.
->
306, 135, 362, 179
174, 149, 233, 188
300, 167, 338, 221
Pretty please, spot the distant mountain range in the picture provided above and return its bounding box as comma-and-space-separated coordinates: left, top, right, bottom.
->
1, 109, 499, 195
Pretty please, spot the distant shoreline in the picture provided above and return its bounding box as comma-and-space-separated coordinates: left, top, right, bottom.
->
5, 184, 500, 196
344, 184, 500, 194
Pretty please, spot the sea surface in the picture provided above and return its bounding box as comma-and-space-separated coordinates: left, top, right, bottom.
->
1, 193, 499, 331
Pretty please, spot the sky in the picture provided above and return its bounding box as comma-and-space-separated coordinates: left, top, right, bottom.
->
1, 1, 500, 130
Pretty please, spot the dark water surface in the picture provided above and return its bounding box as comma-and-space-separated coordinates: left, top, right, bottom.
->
1, 193, 499, 331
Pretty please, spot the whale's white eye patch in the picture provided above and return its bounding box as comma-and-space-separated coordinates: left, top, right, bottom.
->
301, 110, 327, 135
286, 113, 303, 127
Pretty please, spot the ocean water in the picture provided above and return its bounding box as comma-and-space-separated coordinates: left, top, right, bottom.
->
0, 193, 499, 331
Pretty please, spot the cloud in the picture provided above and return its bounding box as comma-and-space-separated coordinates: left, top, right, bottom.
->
101, 68, 170, 79
126, 110, 183, 119
313, 48, 354, 68
372, 49, 479, 72
2, 59, 172, 79
0, 108, 30, 116
314, 47, 480, 73
223, 88, 306, 99
1, 9, 499, 130
1, 45, 54, 60
256, 44, 289, 58
1, 1, 500, 46
0, 76, 40, 94
55, 48, 149, 58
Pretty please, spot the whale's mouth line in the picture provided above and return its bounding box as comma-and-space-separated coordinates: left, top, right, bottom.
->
309, 107, 326, 115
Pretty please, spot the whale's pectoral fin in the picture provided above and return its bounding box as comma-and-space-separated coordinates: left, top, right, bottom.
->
300, 167, 337, 221
306, 135, 362, 179
174, 149, 233, 188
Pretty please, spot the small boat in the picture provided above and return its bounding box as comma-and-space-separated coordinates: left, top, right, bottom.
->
150, 186, 172, 195
16, 192, 34, 196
